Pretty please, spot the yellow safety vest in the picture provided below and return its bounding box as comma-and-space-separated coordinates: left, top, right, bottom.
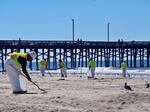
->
10, 52, 27, 68
121, 63, 127, 70
59, 61, 65, 68
40, 60, 47, 68
88, 60, 96, 69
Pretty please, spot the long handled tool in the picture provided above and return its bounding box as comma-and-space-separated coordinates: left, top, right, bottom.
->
126, 71, 131, 78
46, 68, 53, 77
27, 79, 46, 92
10, 65, 46, 92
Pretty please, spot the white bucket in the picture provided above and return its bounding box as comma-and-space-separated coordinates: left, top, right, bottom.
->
19, 75, 27, 91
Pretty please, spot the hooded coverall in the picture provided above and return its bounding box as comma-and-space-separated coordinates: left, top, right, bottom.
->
5, 52, 28, 93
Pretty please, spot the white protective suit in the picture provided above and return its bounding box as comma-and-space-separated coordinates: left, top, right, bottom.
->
5, 58, 27, 92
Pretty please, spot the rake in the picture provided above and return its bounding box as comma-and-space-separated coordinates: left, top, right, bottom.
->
10, 65, 46, 92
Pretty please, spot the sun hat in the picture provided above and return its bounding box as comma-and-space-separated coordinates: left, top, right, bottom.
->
28, 51, 37, 59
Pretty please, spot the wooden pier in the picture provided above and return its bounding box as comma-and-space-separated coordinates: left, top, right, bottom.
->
0, 40, 150, 72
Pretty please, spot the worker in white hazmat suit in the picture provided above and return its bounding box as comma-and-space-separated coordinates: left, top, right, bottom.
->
5, 51, 37, 94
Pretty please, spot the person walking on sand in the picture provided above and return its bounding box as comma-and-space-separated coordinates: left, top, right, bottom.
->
59, 59, 67, 78
88, 58, 96, 79
121, 61, 127, 78
5, 51, 37, 94
39, 59, 47, 76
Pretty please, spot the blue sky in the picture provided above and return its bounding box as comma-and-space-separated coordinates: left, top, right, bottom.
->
0, 0, 150, 41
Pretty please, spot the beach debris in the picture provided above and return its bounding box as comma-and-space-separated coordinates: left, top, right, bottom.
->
145, 81, 150, 88
124, 82, 133, 91
58, 78, 65, 81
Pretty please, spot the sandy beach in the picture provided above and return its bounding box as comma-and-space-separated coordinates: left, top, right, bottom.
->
0, 72, 150, 112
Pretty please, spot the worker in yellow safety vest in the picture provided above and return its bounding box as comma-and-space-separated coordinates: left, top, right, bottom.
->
88, 58, 96, 79
39, 59, 47, 76
59, 59, 67, 77
5, 51, 37, 94
121, 61, 127, 78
